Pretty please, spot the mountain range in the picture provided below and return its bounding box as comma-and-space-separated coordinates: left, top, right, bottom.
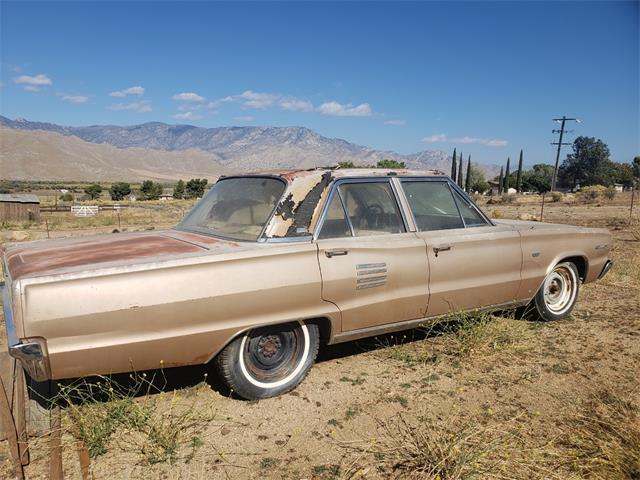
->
0, 116, 498, 182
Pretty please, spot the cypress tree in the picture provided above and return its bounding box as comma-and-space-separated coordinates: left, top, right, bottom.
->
516, 149, 524, 193
504, 157, 511, 192
458, 154, 464, 188
465, 155, 472, 192
498, 167, 504, 195
451, 148, 457, 181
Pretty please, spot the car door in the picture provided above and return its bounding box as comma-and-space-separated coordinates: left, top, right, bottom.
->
400, 179, 522, 317
315, 179, 429, 332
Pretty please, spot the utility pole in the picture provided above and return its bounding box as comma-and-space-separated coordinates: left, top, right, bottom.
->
550, 116, 579, 191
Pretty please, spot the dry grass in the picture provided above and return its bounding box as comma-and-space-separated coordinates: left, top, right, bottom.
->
47, 371, 219, 465
560, 389, 640, 480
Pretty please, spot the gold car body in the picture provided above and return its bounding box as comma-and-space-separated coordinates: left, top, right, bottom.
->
0, 169, 613, 381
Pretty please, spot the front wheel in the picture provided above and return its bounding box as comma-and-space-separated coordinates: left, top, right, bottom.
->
532, 261, 580, 321
216, 321, 319, 400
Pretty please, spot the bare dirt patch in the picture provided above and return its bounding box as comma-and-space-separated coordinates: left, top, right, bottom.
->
1, 198, 638, 479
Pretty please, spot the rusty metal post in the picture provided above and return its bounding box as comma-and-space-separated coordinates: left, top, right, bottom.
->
0, 364, 25, 479
14, 366, 29, 466
540, 193, 546, 222
49, 407, 64, 480
77, 441, 93, 480
630, 186, 635, 225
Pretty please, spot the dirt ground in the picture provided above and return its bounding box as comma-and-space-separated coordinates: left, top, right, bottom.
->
1, 194, 639, 479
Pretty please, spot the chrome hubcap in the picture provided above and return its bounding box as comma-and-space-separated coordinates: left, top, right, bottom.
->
544, 267, 574, 313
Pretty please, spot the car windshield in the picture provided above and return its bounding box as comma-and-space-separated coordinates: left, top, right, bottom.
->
177, 177, 286, 241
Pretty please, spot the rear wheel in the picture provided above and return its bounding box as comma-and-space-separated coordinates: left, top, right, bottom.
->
216, 321, 319, 400
532, 261, 580, 321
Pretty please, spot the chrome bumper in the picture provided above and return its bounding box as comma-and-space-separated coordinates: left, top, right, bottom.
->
598, 260, 614, 280
1, 280, 51, 381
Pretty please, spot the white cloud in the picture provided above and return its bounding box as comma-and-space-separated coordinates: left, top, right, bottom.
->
421, 134, 507, 147
207, 96, 234, 110
317, 101, 372, 117
58, 93, 89, 104
280, 98, 314, 112
172, 92, 205, 102
109, 86, 145, 97
13, 73, 52, 92
238, 90, 277, 109
384, 119, 406, 126
173, 111, 202, 120
422, 133, 448, 143
234, 115, 254, 122
108, 100, 152, 113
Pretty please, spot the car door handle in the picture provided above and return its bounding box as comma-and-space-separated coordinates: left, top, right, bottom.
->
433, 244, 451, 256
325, 249, 349, 258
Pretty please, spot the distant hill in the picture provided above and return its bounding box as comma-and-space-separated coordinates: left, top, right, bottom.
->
0, 116, 499, 181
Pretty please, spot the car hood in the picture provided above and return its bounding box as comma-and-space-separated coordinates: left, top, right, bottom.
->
1, 230, 244, 282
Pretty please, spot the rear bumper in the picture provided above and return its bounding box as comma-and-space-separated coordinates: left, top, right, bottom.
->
1, 281, 51, 381
597, 260, 614, 280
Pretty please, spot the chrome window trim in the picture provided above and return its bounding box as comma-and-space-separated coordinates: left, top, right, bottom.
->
175, 175, 288, 242
399, 176, 494, 231
313, 177, 408, 240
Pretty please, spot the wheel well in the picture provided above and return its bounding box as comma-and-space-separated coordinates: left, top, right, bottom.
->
559, 256, 587, 281
306, 317, 332, 344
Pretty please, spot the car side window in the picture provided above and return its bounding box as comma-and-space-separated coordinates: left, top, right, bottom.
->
337, 182, 405, 236
452, 190, 489, 227
317, 193, 352, 239
402, 181, 464, 231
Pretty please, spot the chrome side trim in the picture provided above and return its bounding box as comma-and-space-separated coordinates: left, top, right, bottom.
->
328, 299, 529, 344
597, 260, 613, 280
1, 282, 18, 346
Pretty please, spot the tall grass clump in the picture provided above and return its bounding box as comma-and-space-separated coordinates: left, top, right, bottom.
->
561, 389, 640, 480
47, 370, 217, 465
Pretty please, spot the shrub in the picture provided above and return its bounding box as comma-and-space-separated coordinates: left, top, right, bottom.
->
579, 185, 607, 202
501, 193, 516, 204
551, 191, 563, 202
604, 186, 616, 200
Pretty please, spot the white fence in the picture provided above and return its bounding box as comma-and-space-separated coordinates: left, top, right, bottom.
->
71, 205, 99, 217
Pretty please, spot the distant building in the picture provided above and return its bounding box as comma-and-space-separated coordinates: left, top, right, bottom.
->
0, 194, 41, 222
614, 183, 624, 192
159, 188, 174, 201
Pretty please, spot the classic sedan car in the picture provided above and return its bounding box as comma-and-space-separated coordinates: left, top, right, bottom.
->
1, 168, 613, 399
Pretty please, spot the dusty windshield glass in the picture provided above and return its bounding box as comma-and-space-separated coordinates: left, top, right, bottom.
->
177, 177, 286, 241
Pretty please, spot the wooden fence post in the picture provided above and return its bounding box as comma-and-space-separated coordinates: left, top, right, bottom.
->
0, 357, 25, 480
49, 406, 63, 480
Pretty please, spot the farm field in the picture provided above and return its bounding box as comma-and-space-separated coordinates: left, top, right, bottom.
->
1, 194, 639, 480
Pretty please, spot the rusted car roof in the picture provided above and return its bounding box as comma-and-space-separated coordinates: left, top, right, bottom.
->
262, 167, 444, 238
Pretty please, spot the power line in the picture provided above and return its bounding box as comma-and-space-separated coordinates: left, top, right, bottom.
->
550, 116, 580, 191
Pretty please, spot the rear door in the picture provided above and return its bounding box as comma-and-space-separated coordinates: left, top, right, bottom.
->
315, 179, 429, 332
400, 179, 522, 317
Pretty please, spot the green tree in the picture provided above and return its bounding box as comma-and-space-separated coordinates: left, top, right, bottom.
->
140, 180, 162, 200
498, 167, 504, 195
558, 136, 615, 188
173, 180, 185, 199
611, 162, 635, 188
465, 156, 471, 192
338, 161, 357, 169
84, 183, 102, 200
376, 159, 406, 169
521, 164, 554, 193
109, 182, 131, 201
632, 156, 640, 184
504, 157, 511, 191
468, 165, 489, 193
185, 178, 208, 199
458, 154, 463, 188
516, 150, 523, 192
450, 148, 457, 182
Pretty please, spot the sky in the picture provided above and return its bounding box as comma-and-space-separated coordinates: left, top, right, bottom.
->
1, 1, 638, 165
